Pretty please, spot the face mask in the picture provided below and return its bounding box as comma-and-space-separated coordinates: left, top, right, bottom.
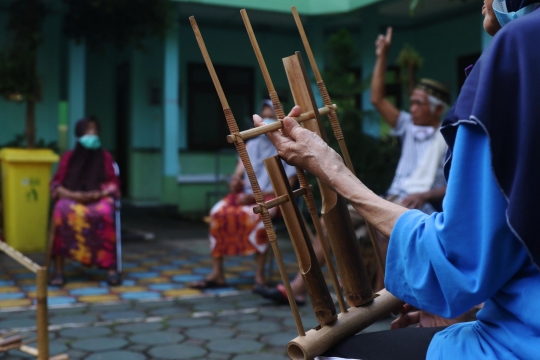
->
79, 135, 101, 150
492, 0, 540, 27
262, 118, 277, 125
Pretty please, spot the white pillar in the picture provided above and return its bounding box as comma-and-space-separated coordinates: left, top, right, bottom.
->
68, 40, 86, 148
162, 28, 180, 201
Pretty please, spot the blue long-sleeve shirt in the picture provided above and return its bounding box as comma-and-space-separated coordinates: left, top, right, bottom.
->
387, 123, 540, 359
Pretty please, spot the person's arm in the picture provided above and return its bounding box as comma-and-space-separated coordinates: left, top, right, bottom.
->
254, 107, 407, 237
401, 185, 447, 210
371, 27, 400, 128
229, 160, 245, 194
386, 124, 528, 318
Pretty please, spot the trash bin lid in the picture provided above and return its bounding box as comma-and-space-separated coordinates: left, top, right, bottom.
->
0, 148, 59, 163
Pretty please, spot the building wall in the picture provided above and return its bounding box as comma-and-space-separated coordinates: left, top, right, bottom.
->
0, 12, 62, 146
0, 2, 486, 213
114, 24, 306, 209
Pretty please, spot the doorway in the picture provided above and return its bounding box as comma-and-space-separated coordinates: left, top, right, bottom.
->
115, 62, 130, 197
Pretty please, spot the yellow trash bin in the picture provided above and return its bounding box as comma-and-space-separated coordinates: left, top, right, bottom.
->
0, 148, 59, 253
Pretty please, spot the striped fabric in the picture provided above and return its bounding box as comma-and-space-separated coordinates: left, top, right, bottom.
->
386, 112, 446, 198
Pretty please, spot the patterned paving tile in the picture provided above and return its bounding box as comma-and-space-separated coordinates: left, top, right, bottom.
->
78, 294, 120, 303
0, 243, 319, 310
120, 291, 161, 300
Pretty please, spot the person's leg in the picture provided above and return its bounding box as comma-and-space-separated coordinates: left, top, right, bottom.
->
208, 256, 226, 283
50, 256, 65, 286
255, 250, 268, 287
255, 228, 325, 303
190, 256, 227, 288
321, 327, 446, 360
107, 268, 122, 286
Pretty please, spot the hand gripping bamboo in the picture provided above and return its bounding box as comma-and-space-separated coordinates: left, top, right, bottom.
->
291, 6, 385, 278
189, 16, 307, 335
240, 8, 347, 315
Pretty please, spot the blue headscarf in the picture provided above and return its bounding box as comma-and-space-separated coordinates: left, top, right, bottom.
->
442, 9, 540, 267
506, 0, 537, 11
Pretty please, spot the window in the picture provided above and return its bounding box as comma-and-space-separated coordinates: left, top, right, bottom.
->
187, 63, 255, 150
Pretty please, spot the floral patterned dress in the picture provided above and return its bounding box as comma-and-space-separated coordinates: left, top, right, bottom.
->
50, 151, 120, 269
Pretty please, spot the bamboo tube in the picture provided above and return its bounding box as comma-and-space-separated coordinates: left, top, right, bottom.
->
226, 104, 337, 143
190, 16, 305, 336
0, 335, 23, 347
287, 289, 403, 360
240, 9, 347, 314
265, 156, 336, 326
0, 241, 40, 273
291, 6, 386, 279
36, 267, 49, 360
283, 52, 374, 307
253, 186, 310, 215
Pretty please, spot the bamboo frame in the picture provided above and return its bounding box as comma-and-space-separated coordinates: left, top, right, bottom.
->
226, 104, 337, 144
283, 52, 374, 307
189, 14, 404, 360
190, 16, 306, 336
265, 156, 336, 326
291, 6, 385, 278
240, 8, 347, 314
0, 242, 69, 360
287, 289, 403, 360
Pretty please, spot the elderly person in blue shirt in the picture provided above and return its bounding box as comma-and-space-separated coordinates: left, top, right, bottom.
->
253, 0, 540, 358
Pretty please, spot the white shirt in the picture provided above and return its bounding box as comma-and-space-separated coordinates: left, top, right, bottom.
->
386, 111, 446, 198
242, 135, 297, 194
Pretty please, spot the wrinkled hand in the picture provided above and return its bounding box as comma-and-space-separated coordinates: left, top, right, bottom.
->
229, 175, 244, 194
400, 193, 427, 210
375, 27, 393, 57
236, 193, 255, 205
391, 303, 479, 330
253, 106, 343, 182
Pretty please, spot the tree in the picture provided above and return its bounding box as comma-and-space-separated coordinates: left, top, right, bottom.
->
0, 0, 173, 148
322, 29, 400, 195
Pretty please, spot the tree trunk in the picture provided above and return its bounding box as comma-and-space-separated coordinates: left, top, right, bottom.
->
407, 61, 417, 96
26, 53, 37, 148
25, 99, 36, 148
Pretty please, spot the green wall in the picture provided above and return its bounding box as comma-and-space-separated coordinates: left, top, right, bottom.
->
0, 12, 62, 146
353, 7, 482, 136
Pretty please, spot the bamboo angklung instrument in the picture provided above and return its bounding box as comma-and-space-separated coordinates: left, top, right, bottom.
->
283, 52, 374, 308
291, 6, 385, 277
189, 15, 403, 360
189, 16, 310, 334
240, 8, 347, 316
283, 52, 403, 360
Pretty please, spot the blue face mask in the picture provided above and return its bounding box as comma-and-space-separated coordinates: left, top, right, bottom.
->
493, 0, 540, 27
79, 135, 101, 150
262, 118, 277, 125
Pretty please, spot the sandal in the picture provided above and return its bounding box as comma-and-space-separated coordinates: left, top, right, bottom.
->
254, 284, 306, 306
107, 272, 122, 286
190, 279, 229, 289
49, 273, 66, 287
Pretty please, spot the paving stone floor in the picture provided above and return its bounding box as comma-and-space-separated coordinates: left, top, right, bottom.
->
0, 207, 391, 359
0, 291, 394, 359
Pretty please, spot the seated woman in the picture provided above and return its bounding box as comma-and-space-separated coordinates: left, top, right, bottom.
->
191, 100, 297, 290
49, 117, 121, 286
